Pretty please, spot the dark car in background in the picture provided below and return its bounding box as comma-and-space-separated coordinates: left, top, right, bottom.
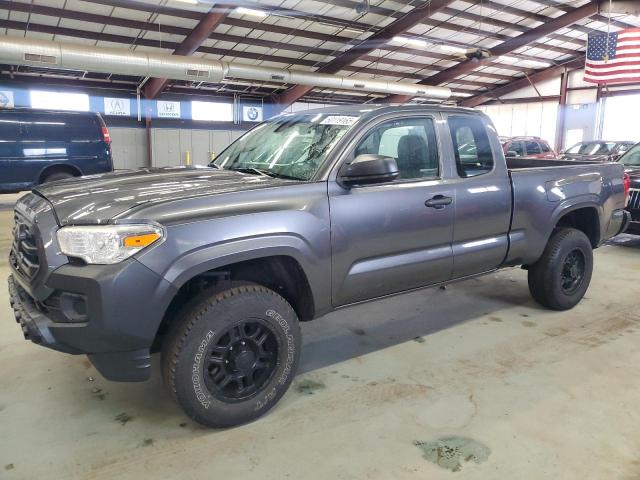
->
500, 136, 557, 159
618, 142, 640, 234
561, 140, 634, 163
0, 108, 113, 193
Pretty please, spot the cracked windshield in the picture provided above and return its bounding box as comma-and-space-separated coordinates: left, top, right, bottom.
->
212, 113, 359, 180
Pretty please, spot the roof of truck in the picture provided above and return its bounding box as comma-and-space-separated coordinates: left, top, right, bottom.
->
278, 103, 481, 120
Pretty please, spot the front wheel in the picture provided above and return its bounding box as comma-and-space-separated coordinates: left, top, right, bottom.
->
527, 227, 594, 311
161, 283, 301, 428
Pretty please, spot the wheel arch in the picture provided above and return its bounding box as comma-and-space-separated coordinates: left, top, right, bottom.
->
553, 204, 601, 248
38, 163, 82, 184
151, 251, 318, 351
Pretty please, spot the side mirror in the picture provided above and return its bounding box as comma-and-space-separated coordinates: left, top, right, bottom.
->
338, 154, 399, 187
506, 150, 519, 158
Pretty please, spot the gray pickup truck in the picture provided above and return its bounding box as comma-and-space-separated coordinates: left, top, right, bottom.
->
8, 105, 631, 428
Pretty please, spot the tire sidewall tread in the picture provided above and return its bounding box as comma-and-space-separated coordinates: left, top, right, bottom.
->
528, 227, 594, 311
161, 283, 301, 428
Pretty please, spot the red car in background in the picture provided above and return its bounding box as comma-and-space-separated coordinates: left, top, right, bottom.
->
500, 136, 557, 159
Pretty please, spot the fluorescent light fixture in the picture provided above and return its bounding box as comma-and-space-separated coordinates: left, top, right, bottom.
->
452, 92, 473, 97
440, 44, 467, 54
391, 36, 428, 48
524, 59, 552, 68
235, 6, 268, 17
30, 90, 89, 111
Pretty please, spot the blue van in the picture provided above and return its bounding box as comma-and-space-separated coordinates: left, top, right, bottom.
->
0, 108, 113, 193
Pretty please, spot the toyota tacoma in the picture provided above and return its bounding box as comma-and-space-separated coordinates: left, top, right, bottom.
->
8, 105, 631, 427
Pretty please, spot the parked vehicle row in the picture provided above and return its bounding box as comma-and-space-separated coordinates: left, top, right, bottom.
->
0, 108, 113, 193
560, 141, 634, 163
501, 136, 557, 159
617, 142, 640, 235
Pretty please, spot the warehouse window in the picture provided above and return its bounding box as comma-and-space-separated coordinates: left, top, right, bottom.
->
354, 117, 439, 180
448, 116, 494, 178
191, 101, 233, 122
30, 91, 89, 112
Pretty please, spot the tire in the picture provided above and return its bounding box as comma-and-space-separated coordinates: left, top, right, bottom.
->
527, 227, 593, 311
161, 283, 301, 428
41, 171, 74, 184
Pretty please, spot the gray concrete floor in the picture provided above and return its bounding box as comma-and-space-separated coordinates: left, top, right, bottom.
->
1, 194, 640, 479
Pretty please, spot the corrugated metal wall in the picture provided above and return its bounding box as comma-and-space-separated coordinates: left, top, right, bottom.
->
109, 127, 247, 170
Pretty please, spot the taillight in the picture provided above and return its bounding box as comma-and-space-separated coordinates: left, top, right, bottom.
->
624, 172, 631, 206
101, 126, 111, 145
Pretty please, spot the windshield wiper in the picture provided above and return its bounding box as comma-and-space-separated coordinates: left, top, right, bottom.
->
229, 167, 298, 180
229, 167, 270, 176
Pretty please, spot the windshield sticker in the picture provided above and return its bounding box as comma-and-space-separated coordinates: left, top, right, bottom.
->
320, 115, 358, 126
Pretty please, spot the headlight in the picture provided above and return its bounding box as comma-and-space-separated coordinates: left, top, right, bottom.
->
57, 224, 163, 264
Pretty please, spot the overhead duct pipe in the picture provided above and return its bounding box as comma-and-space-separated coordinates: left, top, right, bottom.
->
0, 36, 451, 101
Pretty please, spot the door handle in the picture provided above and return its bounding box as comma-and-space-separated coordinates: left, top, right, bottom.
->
425, 195, 452, 209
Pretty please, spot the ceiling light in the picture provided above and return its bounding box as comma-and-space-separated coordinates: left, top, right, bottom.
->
391, 36, 428, 48
235, 6, 268, 17
524, 59, 551, 68
440, 44, 467, 54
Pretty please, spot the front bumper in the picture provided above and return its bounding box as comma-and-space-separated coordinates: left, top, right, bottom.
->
9, 258, 177, 381
625, 219, 640, 235
619, 210, 633, 235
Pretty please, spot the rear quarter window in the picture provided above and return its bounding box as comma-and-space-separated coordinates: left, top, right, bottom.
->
448, 116, 494, 178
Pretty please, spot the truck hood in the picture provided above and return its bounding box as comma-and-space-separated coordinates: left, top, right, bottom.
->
34, 166, 293, 225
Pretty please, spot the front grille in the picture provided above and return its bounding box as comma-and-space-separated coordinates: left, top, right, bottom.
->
10, 210, 41, 280
629, 189, 640, 211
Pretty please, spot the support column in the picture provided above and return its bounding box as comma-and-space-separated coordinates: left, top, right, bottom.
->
145, 115, 153, 168
555, 69, 569, 153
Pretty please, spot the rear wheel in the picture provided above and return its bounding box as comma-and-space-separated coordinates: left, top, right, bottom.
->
161, 283, 301, 428
41, 171, 74, 184
527, 227, 593, 311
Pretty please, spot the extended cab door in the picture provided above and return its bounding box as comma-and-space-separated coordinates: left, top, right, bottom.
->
444, 114, 512, 278
329, 114, 454, 306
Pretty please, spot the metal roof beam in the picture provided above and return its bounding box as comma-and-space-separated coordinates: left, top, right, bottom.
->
144, 7, 229, 99
275, 0, 466, 108
386, 2, 598, 103
460, 56, 585, 108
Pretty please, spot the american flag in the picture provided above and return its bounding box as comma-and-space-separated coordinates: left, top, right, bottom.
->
585, 28, 640, 84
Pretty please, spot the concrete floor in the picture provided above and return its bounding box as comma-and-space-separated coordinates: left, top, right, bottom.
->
1, 194, 640, 480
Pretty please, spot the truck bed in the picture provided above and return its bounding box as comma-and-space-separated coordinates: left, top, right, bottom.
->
504, 157, 626, 267
505, 157, 598, 169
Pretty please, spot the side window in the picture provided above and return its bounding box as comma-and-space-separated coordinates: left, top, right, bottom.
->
354, 117, 439, 180
510, 141, 524, 156
525, 141, 541, 155
540, 142, 551, 153
448, 116, 494, 178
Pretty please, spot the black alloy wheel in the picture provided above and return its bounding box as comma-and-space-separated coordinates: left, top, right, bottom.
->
162, 283, 302, 428
204, 321, 278, 402
560, 249, 586, 295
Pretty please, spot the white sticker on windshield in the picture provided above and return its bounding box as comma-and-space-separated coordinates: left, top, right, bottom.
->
320, 115, 358, 126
